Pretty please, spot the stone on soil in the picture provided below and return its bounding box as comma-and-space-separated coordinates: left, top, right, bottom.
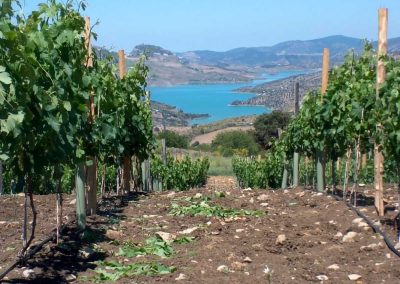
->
175, 273, 186, 281
156, 231, 176, 244
275, 234, 286, 245
327, 264, 339, 270
243, 257, 252, 263
257, 194, 269, 201
178, 227, 198, 234
217, 265, 230, 273
348, 274, 362, 281
316, 275, 328, 281
342, 231, 358, 243
22, 269, 35, 278
352, 218, 363, 224
65, 274, 77, 282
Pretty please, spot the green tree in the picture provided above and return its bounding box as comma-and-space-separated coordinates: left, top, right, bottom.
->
253, 111, 291, 149
158, 130, 189, 149
211, 130, 259, 157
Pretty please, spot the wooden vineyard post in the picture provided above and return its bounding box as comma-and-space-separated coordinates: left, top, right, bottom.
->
316, 48, 330, 192
292, 82, 300, 187
158, 138, 167, 191
118, 50, 131, 194
84, 17, 97, 215
375, 8, 387, 216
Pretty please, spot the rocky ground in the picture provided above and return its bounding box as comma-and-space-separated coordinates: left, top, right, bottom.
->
1, 177, 400, 283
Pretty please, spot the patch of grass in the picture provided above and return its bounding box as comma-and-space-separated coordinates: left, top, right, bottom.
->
117, 236, 173, 258
207, 156, 233, 176
173, 236, 195, 244
170, 200, 264, 218
94, 261, 175, 282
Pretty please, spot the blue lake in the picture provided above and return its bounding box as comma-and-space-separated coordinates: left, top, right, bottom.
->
149, 70, 307, 125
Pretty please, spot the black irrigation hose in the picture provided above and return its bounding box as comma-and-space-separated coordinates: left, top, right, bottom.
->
329, 192, 400, 258
0, 219, 75, 281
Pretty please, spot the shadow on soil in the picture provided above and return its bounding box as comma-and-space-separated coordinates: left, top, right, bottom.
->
2, 192, 146, 284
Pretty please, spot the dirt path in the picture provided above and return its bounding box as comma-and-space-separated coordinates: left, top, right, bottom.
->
191, 126, 253, 144
1, 177, 400, 283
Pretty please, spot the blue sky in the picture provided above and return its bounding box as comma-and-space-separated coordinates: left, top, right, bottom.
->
21, 0, 400, 52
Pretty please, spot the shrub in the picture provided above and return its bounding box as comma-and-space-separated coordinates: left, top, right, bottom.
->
157, 130, 189, 149
211, 130, 259, 157
253, 111, 291, 149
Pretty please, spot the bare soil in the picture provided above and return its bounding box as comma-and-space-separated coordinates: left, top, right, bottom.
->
1, 177, 400, 284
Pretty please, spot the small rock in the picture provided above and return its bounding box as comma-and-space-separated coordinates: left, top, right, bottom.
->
358, 221, 369, 228
231, 261, 247, 271
217, 265, 230, 273
342, 231, 358, 243
106, 229, 123, 239
348, 274, 362, 281
236, 229, 245, 233
65, 274, 77, 282
283, 190, 289, 194
156, 231, 176, 244
243, 257, 252, 263
360, 243, 383, 252
69, 199, 76, 205
316, 275, 329, 281
298, 191, 305, 197
166, 192, 176, 198
244, 271, 250, 276
395, 242, 400, 250
334, 232, 343, 239
243, 187, 252, 191
249, 198, 254, 204
260, 203, 269, 207
352, 218, 363, 225
257, 194, 269, 201
178, 227, 198, 234
0, 221, 6, 225
194, 193, 203, 199
175, 273, 186, 281
17, 193, 25, 197
275, 234, 286, 245
22, 269, 35, 278
327, 264, 340, 270
79, 247, 95, 259
373, 221, 381, 227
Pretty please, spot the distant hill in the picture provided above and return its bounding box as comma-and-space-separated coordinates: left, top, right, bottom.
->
179, 35, 400, 68
127, 45, 256, 86
96, 35, 400, 87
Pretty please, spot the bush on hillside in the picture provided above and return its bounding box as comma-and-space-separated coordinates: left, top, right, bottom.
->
211, 130, 260, 157
157, 130, 189, 149
253, 111, 291, 149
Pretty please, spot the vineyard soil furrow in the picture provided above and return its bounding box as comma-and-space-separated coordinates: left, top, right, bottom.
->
1, 177, 399, 283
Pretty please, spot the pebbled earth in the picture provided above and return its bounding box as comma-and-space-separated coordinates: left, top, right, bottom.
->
0, 176, 400, 283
